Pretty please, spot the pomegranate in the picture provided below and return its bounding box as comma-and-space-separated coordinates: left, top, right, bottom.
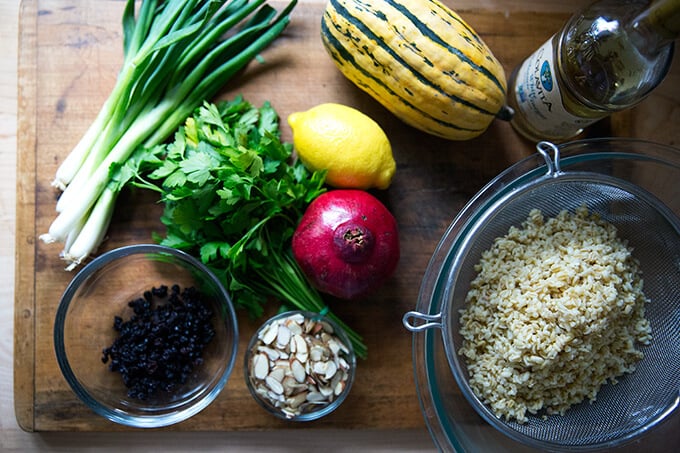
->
292, 189, 400, 299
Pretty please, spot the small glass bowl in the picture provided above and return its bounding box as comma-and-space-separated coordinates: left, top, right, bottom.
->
244, 310, 356, 421
54, 244, 239, 428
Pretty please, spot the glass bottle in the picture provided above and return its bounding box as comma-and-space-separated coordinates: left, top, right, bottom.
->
507, 0, 680, 142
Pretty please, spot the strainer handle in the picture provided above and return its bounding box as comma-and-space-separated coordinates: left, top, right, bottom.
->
402, 311, 443, 332
537, 141, 562, 176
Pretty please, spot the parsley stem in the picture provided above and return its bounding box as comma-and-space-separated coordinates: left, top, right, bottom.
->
256, 249, 368, 359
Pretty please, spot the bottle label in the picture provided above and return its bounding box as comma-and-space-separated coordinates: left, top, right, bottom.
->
513, 38, 597, 138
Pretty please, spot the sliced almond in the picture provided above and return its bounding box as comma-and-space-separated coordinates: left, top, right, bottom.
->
287, 391, 308, 409
265, 375, 284, 395
276, 324, 291, 348
337, 357, 350, 371
319, 321, 334, 334
260, 323, 278, 345
319, 384, 334, 397
310, 345, 325, 362
287, 312, 305, 326
287, 319, 303, 335
291, 358, 307, 383
281, 376, 299, 396
252, 353, 270, 380
334, 379, 346, 396
294, 334, 308, 362
306, 391, 325, 403
268, 366, 285, 383
324, 360, 338, 380
312, 360, 328, 375
257, 345, 280, 361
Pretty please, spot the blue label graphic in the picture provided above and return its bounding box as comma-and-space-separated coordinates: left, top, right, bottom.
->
541, 61, 552, 91
540, 60, 553, 92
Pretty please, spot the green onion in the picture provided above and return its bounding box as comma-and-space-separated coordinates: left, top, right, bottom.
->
40, 0, 298, 269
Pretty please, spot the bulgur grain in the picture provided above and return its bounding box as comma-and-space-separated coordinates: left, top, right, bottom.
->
458, 206, 651, 423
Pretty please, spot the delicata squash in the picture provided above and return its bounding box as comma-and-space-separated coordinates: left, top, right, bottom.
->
321, 0, 507, 140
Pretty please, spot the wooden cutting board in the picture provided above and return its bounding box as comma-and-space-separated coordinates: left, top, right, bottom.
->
14, 0, 678, 433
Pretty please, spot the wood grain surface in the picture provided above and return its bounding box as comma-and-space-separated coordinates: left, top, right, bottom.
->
10, 0, 680, 447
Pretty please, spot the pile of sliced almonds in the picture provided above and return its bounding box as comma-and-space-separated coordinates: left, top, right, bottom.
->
247, 312, 353, 419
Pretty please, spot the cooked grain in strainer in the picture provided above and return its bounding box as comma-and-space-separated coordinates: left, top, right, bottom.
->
458, 205, 652, 423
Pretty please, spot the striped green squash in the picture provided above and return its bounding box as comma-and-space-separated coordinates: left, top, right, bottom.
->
321, 0, 507, 140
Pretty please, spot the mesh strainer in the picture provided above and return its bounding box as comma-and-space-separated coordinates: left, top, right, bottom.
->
404, 140, 680, 451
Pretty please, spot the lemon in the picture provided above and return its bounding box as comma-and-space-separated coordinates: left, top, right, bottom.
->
288, 103, 396, 190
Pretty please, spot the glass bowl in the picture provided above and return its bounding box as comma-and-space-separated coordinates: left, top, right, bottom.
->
405, 138, 680, 451
54, 244, 239, 428
244, 310, 356, 421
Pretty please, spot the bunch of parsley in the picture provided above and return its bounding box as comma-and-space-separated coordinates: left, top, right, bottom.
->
131, 97, 367, 358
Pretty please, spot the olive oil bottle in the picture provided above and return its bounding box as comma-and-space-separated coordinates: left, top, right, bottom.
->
508, 0, 680, 142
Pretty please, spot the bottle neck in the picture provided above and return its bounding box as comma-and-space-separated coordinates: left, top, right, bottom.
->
630, 0, 680, 47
